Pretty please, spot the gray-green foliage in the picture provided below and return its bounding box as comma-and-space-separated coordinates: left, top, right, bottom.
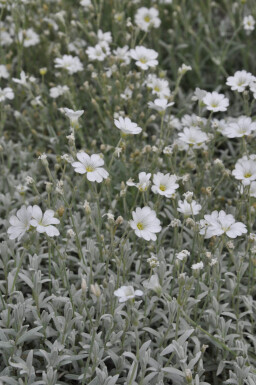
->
1, 0, 256, 384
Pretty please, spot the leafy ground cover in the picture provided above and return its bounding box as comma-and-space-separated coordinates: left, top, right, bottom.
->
1, 0, 256, 384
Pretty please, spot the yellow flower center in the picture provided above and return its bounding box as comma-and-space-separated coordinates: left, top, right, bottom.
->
154, 86, 160, 92
86, 166, 94, 172
222, 226, 231, 232
211, 103, 218, 108
159, 184, 166, 191
144, 15, 151, 22
137, 222, 144, 230
244, 172, 252, 178
140, 57, 147, 64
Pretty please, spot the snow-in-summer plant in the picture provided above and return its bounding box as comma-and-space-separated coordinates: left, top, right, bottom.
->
1, 1, 256, 384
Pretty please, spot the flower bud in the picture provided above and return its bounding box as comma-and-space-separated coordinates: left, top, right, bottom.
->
45, 181, 53, 193
90, 283, 101, 297
57, 206, 65, 217
38, 153, 48, 166
39, 67, 47, 76
115, 216, 123, 225
67, 229, 75, 238
185, 368, 192, 383
81, 278, 87, 293
83, 200, 91, 214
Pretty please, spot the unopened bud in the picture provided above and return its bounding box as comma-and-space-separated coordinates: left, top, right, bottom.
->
185, 368, 192, 383
206, 187, 212, 196
83, 200, 91, 214
90, 283, 101, 297
67, 229, 75, 238
39, 67, 47, 76
57, 206, 65, 217
45, 182, 53, 193
38, 153, 48, 166
115, 216, 123, 225
81, 278, 87, 293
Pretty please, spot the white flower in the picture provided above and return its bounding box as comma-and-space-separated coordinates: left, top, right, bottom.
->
120, 87, 132, 100
203, 91, 229, 112
243, 15, 255, 32
59, 107, 84, 127
147, 254, 159, 268
163, 145, 173, 155
226, 70, 255, 93
232, 158, 256, 186
114, 285, 143, 303
29, 96, 41, 108
114, 116, 142, 135
43, 17, 59, 31
130, 206, 162, 241
18, 28, 40, 47
192, 87, 207, 102
181, 114, 207, 128
249, 82, 256, 99
113, 46, 131, 65
135, 7, 161, 32
26, 176, 34, 185
147, 74, 171, 98
0, 87, 14, 102
176, 249, 190, 261
0, 64, 9, 79
178, 127, 208, 148
54, 55, 83, 74
183, 191, 193, 202
12, 71, 29, 86
7, 205, 33, 240
38, 153, 48, 164
211, 118, 227, 133
178, 64, 192, 75
0, 31, 13, 46
102, 212, 115, 221
80, 0, 91, 8
72, 152, 109, 183
86, 44, 110, 61
148, 98, 174, 112
127, 172, 151, 191
130, 46, 158, 70
30, 206, 60, 237
222, 116, 256, 138
114, 147, 122, 158
49, 85, 69, 98
143, 275, 161, 294
191, 262, 204, 271
199, 210, 247, 239
61, 154, 74, 163
177, 200, 202, 216
105, 65, 117, 78
249, 182, 256, 198
69, 39, 87, 54
16, 184, 28, 194
240, 181, 256, 198
97, 29, 112, 46
151, 172, 179, 198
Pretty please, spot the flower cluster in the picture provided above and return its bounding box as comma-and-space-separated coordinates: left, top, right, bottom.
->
8, 205, 60, 239
2, 1, 256, 384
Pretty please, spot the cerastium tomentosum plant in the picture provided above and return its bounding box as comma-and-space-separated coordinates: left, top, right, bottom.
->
0, 0, 256, 384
